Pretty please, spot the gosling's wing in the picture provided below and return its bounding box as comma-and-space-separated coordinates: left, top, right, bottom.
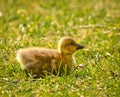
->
16, 48, 60, 66
33, 48, 61, 64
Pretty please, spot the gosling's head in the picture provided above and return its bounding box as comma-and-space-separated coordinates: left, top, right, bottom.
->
58, 36, 84, 55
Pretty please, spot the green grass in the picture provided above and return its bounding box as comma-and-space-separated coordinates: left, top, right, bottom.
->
0, 0, 120, 97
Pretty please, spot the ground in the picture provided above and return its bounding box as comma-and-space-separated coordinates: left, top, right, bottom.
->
0, 0, 120, 97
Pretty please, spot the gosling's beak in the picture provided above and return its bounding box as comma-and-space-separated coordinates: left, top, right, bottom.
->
76, 44, 85, 50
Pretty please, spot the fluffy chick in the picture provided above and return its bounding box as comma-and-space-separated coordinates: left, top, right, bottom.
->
16, 36, 84, 77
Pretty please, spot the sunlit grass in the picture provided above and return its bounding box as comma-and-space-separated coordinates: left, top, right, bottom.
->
0, 0, 120, 96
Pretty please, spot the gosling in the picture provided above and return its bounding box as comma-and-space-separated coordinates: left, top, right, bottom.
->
16, 36, 84, 77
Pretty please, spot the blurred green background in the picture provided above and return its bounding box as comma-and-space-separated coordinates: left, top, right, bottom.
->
0, 0, 120, 97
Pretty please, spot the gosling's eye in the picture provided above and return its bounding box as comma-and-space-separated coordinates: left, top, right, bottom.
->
66, 42, 76, 46
71, 43, 77, 46
70, 42, 76, 45
67, 43, 75, 46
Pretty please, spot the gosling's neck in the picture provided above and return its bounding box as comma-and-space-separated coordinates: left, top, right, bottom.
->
58, 46, 73, 59
58, 51, 73, 60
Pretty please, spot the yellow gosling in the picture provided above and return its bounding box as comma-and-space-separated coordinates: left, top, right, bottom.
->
16, 36, 84, 77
